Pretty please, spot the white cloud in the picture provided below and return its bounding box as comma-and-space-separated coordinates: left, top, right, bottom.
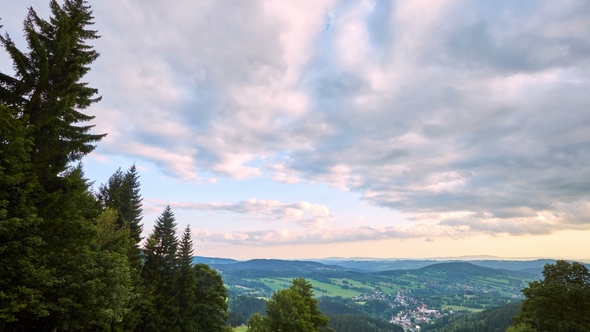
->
3, 0, 590, 243
153, 198, 334, 228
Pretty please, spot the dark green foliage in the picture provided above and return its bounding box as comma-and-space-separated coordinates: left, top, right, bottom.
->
120, 165, 143, 255
421, 301, 521, 331
327, 314, 403, 332
247, 278, 332, 332
139, 214, 230, 331
318, 298, 365, 316
98, 165, 144, 250
140, 206, 180, 331
98, 165, 145, 331
0, 103, 48, 328
317, 298, 402, 332
227, 296, 271, 327
176, 226, 198, 332
193, 263, 230, 331
507, 323, 538, 332
513, 260, 590, 332
0, 1, 135, 329
0, 165, 133, 331
291, 278, 331, 330
2, 2, 231, 331
86, 208, 133, 329
0, 0, 105, 190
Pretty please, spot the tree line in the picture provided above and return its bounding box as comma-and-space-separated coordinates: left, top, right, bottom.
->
0, 1, 227, 331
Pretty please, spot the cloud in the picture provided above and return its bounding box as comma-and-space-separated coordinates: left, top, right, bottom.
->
191, 202, 590, 246
193, 223, 449, 246
3, 0, 590, 243
152, 198, 334, 228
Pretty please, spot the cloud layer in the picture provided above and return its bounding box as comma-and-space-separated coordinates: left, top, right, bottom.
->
157, 199, 334, 228
3, 0, 590, 245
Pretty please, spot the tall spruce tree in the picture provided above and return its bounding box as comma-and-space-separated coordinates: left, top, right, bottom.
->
0, 0, 105, 191
0, 2, 136, 330
98, 168, 125, 217
176, 225, 198, 332
98, 164, 144, 267
141, 206, 180, 331
120, 164, 143, 255
98, 165, 145, 331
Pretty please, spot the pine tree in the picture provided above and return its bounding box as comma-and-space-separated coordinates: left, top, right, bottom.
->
0, 2, 135, 330
98, 168, 125, 219
0, 103, 48, 329
141, 206, 180, 331
0, 0, 105, 190
176, 225, 198, 332
98, 164, 144, 267
98, 164, 145, 331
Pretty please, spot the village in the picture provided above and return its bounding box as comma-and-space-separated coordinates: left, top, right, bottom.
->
354, 290, 448, 331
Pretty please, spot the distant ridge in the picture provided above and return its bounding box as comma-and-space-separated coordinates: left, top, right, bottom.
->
210, 258, 355, 273
428, 255, 506, 260
192, 256, 589, 277
192, 256, 239, 265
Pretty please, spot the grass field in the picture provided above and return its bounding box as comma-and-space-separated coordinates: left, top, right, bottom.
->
307, 278, 363, 298
245, 277, 364, 298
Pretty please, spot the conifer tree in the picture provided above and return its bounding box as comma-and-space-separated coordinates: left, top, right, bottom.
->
176, 225, 198, 332
98, 168, 125, 217
99, 164, 145, 331
141, 206, 180, 331
0, 0, 105, 189
0, 103, 47, 329
120, 164, 144, 254
98, 164, 144, 267
0, 2, 134, 330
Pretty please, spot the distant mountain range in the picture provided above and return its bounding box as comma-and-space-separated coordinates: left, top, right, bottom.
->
193, 256, 590, 278
192, 256, 239, 265
210, 258, 354, 273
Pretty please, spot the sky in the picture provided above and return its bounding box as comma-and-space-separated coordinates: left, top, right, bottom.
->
2, 0, 590, 260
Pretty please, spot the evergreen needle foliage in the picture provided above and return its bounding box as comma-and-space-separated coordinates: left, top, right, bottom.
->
1, 1, 230, 331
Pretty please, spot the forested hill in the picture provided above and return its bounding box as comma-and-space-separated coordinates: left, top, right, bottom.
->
209, 257, 537, 279
420, 301, 522, 331
411, 261, 534, 278
202, 255, 587, 276
312, 258, 585, 276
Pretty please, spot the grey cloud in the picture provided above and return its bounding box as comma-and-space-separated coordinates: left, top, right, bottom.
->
194, 225, 436, 246
4, 0, 590, 239
367, 0, 394, 54
439, 1, 590, 73
158, 199, 334, 228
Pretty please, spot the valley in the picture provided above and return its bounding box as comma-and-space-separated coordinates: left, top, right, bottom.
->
212, 257, 554, 331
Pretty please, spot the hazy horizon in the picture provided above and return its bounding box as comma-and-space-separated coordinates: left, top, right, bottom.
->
195, 254, 590, 263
